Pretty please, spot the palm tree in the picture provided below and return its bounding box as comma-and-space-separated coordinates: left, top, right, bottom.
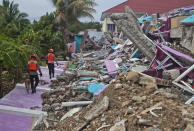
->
0, 0, 30, 30
52, 0, 97, 27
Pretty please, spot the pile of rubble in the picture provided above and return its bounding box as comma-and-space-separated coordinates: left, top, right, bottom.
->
33, 4, 194, 131
34, 87, 93, 130
53, 72, 194, 131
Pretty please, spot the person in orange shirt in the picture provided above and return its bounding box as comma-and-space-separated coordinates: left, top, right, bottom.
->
27, 54, 42, 94
68, 45, 72, 60
46, 49, 58, 79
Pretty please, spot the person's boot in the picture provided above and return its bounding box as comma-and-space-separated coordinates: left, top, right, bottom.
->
31, 86, 34, 94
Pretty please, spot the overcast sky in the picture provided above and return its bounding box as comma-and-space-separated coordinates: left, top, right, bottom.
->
10, 0, 126, 22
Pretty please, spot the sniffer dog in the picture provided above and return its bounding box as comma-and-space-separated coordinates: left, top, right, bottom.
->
23, 73, 30, 94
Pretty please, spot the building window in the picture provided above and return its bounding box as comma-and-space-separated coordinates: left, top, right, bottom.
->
107, 24, 115, 32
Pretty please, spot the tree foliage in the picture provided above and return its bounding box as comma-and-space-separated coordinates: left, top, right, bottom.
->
67, 21, 102, 33
0, 0, 30, 38
18, 12, 64, 56
0, 0, 37, 81
0, 0, 99, 82
51, 0, 97, 34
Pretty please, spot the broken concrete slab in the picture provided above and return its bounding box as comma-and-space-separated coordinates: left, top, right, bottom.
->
60, 107, 81, 121
84, 96, 109, 121
110, 6, 156, 61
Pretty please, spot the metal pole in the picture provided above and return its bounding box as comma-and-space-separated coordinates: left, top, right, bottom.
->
174, 64, 194, 82
144, 34, 183, 68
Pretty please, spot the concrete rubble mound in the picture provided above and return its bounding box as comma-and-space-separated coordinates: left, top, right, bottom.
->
49, 72, 194, 131
33, 4, 194, 131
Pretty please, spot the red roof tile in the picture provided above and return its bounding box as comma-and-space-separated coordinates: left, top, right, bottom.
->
103, 0, 194, 15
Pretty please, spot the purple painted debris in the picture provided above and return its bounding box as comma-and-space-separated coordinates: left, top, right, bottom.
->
107, 50, 120, 59
184, 6, 194, 11
104, 60, 118, 77
114, 58, 122, 64
162, 45, 194, 62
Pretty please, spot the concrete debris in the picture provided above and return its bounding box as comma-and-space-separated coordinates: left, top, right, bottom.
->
139, 76, 157, 87
184, 122, 194, 131
163, 69, 180, 80
137, 118, 152, 126
43, 118, 49, 129
110, 7, 156, 61
109, 119, 127, 131
34, 4, 194, 131
126, 71, 139, 82
84, 96, 109, 121
41, 72, 193, 131
162, 92, 179, 99
60, 107, 81, 121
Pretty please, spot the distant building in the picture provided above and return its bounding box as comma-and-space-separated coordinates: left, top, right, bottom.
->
101, 0, 194, 32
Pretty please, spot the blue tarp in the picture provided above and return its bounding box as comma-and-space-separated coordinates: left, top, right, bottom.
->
88, 83, 106, 94
74, 36, 83, 52
180, 15, 194, 23
139, 16, 152, 24
111, 45, 116, 49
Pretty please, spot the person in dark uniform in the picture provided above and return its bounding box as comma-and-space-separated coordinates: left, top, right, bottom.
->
27, 54, 42, 94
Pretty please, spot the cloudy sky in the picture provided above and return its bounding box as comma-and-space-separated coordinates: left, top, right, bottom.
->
11, 0, 126, 22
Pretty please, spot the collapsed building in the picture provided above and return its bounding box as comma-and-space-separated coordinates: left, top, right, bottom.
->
33, 4, 194, 131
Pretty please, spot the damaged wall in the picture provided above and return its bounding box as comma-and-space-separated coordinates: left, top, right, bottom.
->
110, 6, 156, 61
180, 26, 194, 54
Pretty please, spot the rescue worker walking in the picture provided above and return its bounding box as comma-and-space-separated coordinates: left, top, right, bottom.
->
46, 49, 58, 79
27, 54, 42, 94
